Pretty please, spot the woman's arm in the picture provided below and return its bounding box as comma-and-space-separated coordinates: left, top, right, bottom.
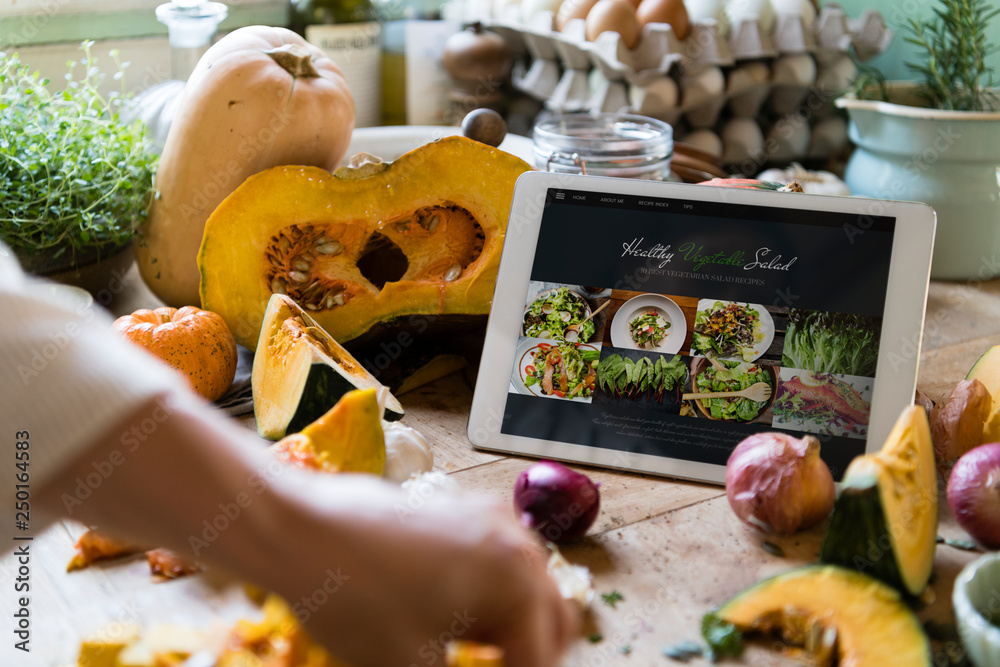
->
37, 391, 577, 667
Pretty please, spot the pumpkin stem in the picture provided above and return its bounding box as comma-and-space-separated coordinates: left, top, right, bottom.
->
265, 44, 320, 79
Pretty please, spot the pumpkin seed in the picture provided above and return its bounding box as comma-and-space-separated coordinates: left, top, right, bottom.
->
288, 270, 309, 283
279, 236, 291, 253
333, 291, 345, 306
300, 251, 315, 261
761, 541, 784, 557
304, 303, 318, 310
292, 258, 311, 272
444, 264, 462, 282
423, 214, 441, 231
317, 242, 343, 255
270, 277, 287, 295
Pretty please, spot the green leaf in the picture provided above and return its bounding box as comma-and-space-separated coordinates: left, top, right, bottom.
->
600, 590, 624, 608
701, 612, 743, 659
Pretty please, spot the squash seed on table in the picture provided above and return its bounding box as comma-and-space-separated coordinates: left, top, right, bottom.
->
761, 541, 785, 557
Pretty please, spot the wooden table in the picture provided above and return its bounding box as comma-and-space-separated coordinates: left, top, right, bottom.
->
8, 266, 996, 666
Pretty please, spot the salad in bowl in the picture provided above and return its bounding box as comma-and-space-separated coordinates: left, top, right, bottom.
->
629, 309, 671, 350
522, 287, 594, 342
692, 301, 769, 362
523, 342, 600, 400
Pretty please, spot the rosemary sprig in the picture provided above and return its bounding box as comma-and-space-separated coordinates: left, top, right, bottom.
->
901, 0, 999, 111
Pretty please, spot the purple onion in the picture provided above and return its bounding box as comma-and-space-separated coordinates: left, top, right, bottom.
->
514, 461, 601, 543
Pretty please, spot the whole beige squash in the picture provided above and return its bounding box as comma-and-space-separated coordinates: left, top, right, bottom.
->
136, 25, 355, 307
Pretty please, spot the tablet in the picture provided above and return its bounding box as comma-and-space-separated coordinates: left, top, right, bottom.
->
468, 171, 936, 484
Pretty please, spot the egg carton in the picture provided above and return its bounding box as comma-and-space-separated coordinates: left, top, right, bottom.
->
488, 4, 890, 165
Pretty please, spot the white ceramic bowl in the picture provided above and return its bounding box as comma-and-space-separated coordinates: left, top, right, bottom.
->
954, 551, 1000, 667
344, 126, 535, 164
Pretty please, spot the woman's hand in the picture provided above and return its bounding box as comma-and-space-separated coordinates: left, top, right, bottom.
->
261, 473, 579, 667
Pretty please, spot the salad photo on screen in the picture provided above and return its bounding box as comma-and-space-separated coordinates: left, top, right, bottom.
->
522, 286, 596, 342
629, 309, 671, 350
522, 342, 600, 400
691, 300, 769, 362
691, 360, 774, 423
782, 309, 882, 377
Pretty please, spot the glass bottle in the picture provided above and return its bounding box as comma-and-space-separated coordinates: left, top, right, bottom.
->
377, 0, 459, 126
127, 0, 228, 151
291, 0, 382, 128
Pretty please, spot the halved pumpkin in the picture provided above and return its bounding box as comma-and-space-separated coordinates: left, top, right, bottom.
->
270, 388, 385, 475
819, 405, 938, 596
252, 293, 403, 440
198, 136, 532, 350
715, 565, 930, 666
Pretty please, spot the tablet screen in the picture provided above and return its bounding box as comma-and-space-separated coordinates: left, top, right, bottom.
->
501, 186, 897, 479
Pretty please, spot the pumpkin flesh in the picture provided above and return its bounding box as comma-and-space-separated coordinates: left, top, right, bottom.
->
819, 405, 938, 596
717, 566, 930, 666
199, 136, 532, 349
271, 388, 385, 475
252, 293, 403, 440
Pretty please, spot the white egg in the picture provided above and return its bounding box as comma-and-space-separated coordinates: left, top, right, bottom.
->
629, 76, 680, 116
766, 118, 810, 163
679, 65, 725, 109
680, 129, 723, 157
685, 0, 727, 24
771, 53, 816, 87
725, 0, 775, 34
520, 0, 562, 27
814, 53, 857, 93
769, 0, 815, 28
721, 117, 765, 166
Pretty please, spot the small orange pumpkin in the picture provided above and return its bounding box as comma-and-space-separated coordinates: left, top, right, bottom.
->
112, 306, 238, 401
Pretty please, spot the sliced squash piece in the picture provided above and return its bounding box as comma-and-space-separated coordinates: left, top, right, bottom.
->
198, 136, 532, 350
219, 595, 349, 667
819, 405, 938, 596
967, 344, 1000, 398
716, 565, 930, 666
270, 388, 385, 475
252, 293, 403, 440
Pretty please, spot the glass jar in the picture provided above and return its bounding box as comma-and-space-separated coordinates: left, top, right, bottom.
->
532, 112, 674, 179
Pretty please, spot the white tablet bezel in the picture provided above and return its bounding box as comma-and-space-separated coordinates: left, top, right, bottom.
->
468, 171, 936, 485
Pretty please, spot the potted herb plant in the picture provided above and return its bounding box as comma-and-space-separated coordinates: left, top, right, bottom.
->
836, 0, 1000, 281
0, 43, 158, 292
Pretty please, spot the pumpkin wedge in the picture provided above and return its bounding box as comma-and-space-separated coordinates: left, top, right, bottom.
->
819, 405, 938, 596
716, 565, 930, 666
270, 388, 385, 475
198, 136, 532, 349
253, 293, 403, 440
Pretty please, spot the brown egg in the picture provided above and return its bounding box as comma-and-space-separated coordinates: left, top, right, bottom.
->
585, 0, 641, 48
556, 0, 600, 31
636, 0, 690, 39
625, 0, 642, 8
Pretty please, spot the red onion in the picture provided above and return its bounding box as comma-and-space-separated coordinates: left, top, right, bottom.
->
726, 432, 835, 535
947, 443, 1000, 548
514, 461, 601, 543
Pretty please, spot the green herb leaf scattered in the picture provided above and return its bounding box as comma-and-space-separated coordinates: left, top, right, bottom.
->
600, 590, 625, 608
661, 641, 703, 662
587, 634, 603, 643
701, 612, 743, 660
